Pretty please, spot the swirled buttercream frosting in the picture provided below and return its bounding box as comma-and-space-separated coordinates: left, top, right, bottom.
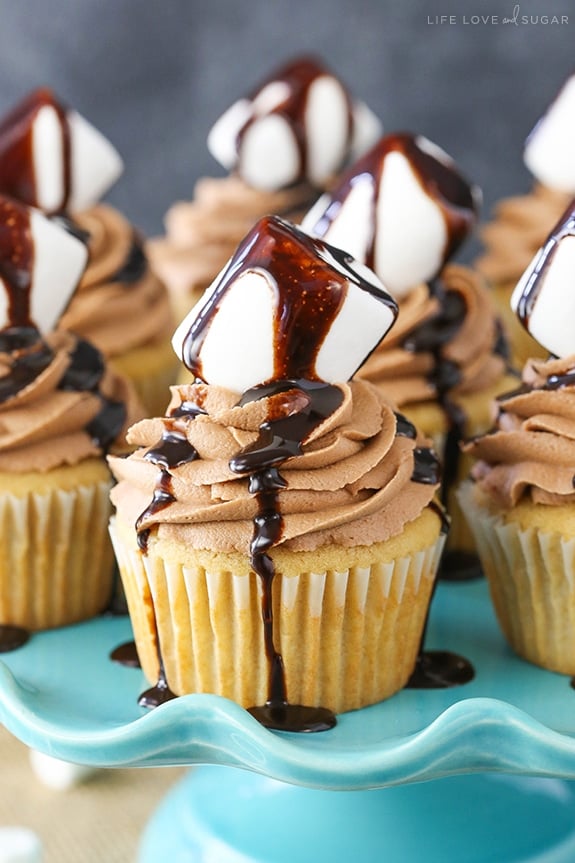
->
358, 264, 507, 407
476, 185, 572, 285
109, 379, 439, 553
465, 354, 575, 508
59, 204, 173, 357
0, 328, 140, 472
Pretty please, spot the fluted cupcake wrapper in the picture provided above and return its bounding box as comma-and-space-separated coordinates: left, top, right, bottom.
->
110, 518, 445, 714
458, 481, 575, 675
0, 482, 115, 630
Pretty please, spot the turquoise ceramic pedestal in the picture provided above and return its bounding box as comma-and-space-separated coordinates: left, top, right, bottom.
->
3, 581, 575, 862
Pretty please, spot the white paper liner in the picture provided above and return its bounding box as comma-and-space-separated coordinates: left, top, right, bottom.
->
110, 518, 445, 713
458, 481, 575, 674
0, 481, 114, 629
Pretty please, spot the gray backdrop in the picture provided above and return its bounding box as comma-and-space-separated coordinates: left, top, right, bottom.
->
0, 0, 573, 261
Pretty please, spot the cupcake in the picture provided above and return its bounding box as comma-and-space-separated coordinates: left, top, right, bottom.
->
147, 55, 382, 321
460, 201, 575, 674
476, 71, 575, 367
109, 216, 447, 727
0, 196, 143, 639
0, 87, 178, 417
302, 132, 518, 578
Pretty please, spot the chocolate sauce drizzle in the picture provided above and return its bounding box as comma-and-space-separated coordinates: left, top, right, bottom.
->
111, 237, 148, 285
311, 132, 478, 271
0, 625, 29, 653
110, 640, 141, 668
0, 88, 72, 213
238, 57, 353, 186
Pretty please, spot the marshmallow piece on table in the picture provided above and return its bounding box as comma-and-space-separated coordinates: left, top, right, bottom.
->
511, 201, 575, 358
0, 88, 123, 213
302, 132, 479, 299
0, 195, 88, 333
524, 73, 575, 193
28, 748, 98, 791
172, 215, 398, 393
0, 827, 42, 863
207, 55, 382, 192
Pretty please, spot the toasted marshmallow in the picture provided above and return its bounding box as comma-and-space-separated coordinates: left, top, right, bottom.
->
172, 215, 398, 393
524, 74, 575, 193
0, 196, 88, 333
511, 202, 575, 358
0, 88, 123, 214
0, 827, 42, 863
302, 132, 479, 299
207, 56, 382, 191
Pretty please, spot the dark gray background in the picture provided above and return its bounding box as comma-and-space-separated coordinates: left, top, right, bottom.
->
0, 0, 573, 260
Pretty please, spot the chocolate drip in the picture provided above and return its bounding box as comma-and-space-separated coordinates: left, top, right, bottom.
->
412, 447, 441, 485
394, 411, 417, 439
238, 57, 353, 186
0, 197, 35, 328
110, 640, 141, 668
58, 338, 126, 453
136, 422, 200, 553
311, 133, 477, 271
407, 650, 475, 689
111, 238, 148, 285
230, 380, 341, 733
138, 661, 177, 708
0, 624, 29, 653
0, 88, 71, 212
181, 216, 397, 382
0, 327, 54, 403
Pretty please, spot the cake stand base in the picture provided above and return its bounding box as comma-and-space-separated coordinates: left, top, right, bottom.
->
139, 767, 575, 862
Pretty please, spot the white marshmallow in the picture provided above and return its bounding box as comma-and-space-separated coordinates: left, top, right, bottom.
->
207, 61, 381, 191
0, 204, 88, 333
29, 749, 98, 791
66, 110, 123, 211
524, 76, 575, 192
374, 151, 447, 298
172, 218, 397, 391
301, 177, 374, 262
0, 828, 42, 863
511, 233, 575, 358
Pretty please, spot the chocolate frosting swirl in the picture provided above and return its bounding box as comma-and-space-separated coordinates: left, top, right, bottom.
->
465, 354, 575, 508
0, 329, 141, 472
59, 204, 173, 357
357, 264, 506, 407
476, 184, 572, 285
147, 176, 315, 303
109, 379, 439, 553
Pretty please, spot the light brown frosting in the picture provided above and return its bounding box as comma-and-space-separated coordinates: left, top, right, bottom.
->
358, 264, 507, 406
147, 176, 315, 303
476, 184, 572, 284
465, 354, 575, 508
109, 379, 438, 553
0, 330, 142, 473
59, 204, 174, 357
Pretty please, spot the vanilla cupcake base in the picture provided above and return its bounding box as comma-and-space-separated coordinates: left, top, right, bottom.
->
458, 481, 575, 675
490, 280, 546, 369
109, 339, 180, 418
0, 459, 115, 630
110, 508, 445, 714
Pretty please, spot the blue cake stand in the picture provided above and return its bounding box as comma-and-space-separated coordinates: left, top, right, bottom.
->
3, 579, 575, 862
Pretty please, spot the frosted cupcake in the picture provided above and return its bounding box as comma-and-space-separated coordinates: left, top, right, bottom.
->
460, 201, 575, 674
0, 88, 177, 416
148, 55, 381, 321
0, 196, 143, 640
476, 71, 575, 367
302, 132, 518, 578
109, 216, 449, 728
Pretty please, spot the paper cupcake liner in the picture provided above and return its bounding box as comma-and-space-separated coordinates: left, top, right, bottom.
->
110, 519, 445, 714
0, 481, 115, 630
458, 481, 575, 674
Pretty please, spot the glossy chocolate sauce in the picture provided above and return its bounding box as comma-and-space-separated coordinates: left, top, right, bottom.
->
311, 133, 477, 270
0, 88, 71, 212
0, 624, 29, 652
111, 237, 148, 285
110, 640, 141, 668
238, 57, 353, 186
514, 209, 575, 331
